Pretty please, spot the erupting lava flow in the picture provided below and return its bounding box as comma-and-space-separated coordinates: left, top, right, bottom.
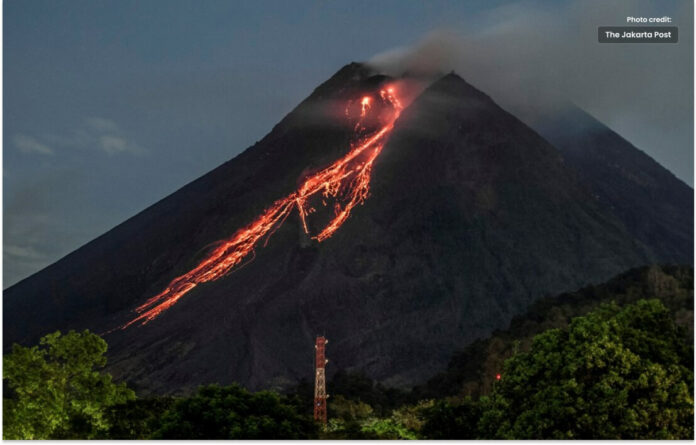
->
120, 86, 404, 329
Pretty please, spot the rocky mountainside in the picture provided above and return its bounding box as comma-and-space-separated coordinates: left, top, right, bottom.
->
535, 106, 693, 264
4, 63, 683, 393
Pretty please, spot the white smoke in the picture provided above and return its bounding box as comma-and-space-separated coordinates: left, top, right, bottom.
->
365, 0, 693, 186
368, 29, 463, 78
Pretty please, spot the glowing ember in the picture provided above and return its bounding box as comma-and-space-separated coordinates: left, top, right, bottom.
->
360, 96, 371, 117
120, 86, 404, 329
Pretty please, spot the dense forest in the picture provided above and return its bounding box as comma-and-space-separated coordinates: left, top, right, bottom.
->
3, 265, 693, 439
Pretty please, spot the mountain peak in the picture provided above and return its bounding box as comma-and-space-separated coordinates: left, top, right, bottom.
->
426, 71, 493, 103
330, 61, 370, 79
4, 61, 684, 394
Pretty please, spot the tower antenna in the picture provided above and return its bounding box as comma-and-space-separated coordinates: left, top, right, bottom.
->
313, 336, 328, 425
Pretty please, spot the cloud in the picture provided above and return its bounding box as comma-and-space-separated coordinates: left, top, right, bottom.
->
4, 200, 55, 287
4, 236, 57, 287
84, 117, 145, 155
5, 244, 48, 261
366, 0, 693, 184
368, 29, 462, 78
99, 134, 136, 155
85, 117, 120, 133
13, 134, 54, 155
21, 117, 146, 157
5, 116, 145, 285
4, 244, 51, 287
3, 169, 85, 287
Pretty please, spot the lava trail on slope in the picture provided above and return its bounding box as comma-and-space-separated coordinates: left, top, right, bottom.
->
121, 86, 404, 329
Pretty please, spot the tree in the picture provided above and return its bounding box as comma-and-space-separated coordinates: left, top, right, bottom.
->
329, 394, 374, 422
152, 384, 317, 439
359, 417, 419, 440
101, 397, 175, 439
417, 265, 694, 402
3, 330, 135, 439
321, 394, 377, 439
420, 397, 482, 439
329, 369, 410, 415
479, 300, 693, 439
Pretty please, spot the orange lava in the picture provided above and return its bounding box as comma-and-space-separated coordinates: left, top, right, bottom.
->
360, 96, 371, 117
122, 87, 403, 328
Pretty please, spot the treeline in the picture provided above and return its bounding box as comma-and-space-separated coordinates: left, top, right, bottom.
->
3, 266, 693, 439
2, 330, 316, 439
412, 264, 693, 400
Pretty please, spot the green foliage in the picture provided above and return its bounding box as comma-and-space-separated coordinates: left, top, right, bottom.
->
3, 268, 692, 440
320, 396, 427, 439
478, 300, 693, 439
322, 417, 375, 439
420, 397, 482, 439
322, 411, 420, 439
415, 265, 694, 400
329, 369, 411, 416
318, 395, 377, 439
360, 417, 419, 439
390, 399, 432, 433
152, 384, 317, 439
324, 396, 435, 439
3, 330, 135, 439
329, 394, 374, 421
101, 397, 175, 439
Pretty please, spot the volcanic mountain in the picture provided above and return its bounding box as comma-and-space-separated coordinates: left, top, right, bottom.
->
4, 63, 689, 393
533, 106, 693, 265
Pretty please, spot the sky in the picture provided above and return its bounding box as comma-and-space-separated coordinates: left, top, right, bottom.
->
4, 0, 693, 287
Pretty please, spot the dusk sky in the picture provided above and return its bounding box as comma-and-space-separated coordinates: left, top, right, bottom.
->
4, 0, 693, 287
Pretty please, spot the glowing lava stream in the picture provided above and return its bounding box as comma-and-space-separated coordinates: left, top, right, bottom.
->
121, 87, 403, 329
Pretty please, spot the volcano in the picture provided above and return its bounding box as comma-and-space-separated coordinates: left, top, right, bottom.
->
4, 63, 691, 393
533, 105, 693, 265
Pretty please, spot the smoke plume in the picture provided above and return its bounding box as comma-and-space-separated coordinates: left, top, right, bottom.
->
367, 1, 693, 184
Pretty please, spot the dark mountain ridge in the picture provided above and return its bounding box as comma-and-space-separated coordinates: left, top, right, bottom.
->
412, 264, 693, 401
4, 63, 688, 393
4, 62, 380, 343
535, 105, 693, 264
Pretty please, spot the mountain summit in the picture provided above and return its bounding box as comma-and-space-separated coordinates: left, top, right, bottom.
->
4, 64, 688, 393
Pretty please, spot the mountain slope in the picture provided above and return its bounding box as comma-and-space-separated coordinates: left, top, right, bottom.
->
4, 65, 662, 393
412, 264, 693, 400
535, 106, 693, 264
329, 73, 652, 385
4, 62, 378, 346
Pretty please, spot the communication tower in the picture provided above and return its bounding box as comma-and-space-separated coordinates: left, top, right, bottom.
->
314, 336, 328, 424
